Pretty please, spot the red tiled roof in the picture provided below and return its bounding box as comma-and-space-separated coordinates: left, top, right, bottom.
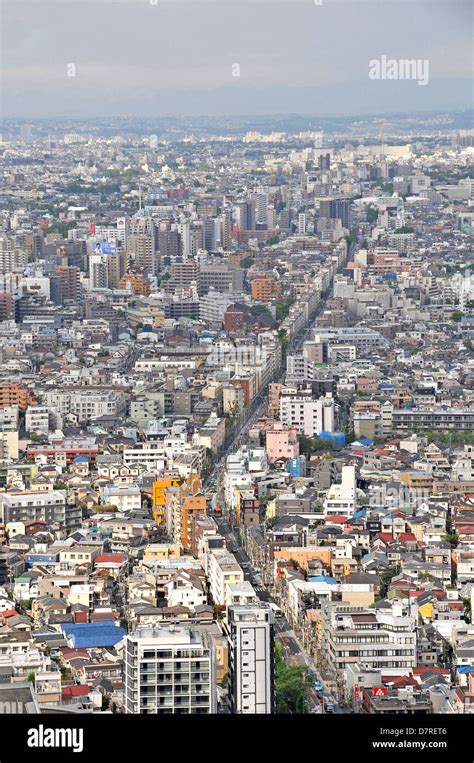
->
412, 666, 450, 678
0, 610, 17, 618
382, 675, 418, 688
94, 554, 127, 564
397, 532, 417, 542
323, 515, 347, 524
60, 647, 89, 660
62, 684, 91, 699
375, 533, 393, 543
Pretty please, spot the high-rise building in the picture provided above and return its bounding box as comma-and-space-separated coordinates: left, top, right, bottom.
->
255, 192, 269, 226
158, 227, 181, 263
318, 153, 331, 170
165, 260, 200, 294
235, 199, 255, 231
0, 293, 14, 321
124, 624, 216, 715
0, 238, 27, 275
19, 124, 33, 143
129, 218, 157, 274
107, 251, 127, 289
319, 198, 351, 228
228, 604, 275, 714
116, 216, 129, 247
55, 265, 80, 303
89, 254, 108, 289
174, 222, 191, 259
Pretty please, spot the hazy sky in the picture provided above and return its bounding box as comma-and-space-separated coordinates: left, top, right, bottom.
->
1, 0, 472, 118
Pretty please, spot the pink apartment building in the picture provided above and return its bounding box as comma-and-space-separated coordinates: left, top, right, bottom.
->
265, 426, 299, 464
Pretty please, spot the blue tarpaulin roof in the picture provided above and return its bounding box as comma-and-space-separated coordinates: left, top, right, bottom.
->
308, 576, 337, 584
61, 622, 126, 648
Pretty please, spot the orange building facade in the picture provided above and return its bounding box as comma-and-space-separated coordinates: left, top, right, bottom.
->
250, 277, 282, 302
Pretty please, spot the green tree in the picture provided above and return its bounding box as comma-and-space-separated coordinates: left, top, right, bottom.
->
298, 435, 340, 455
381, 569, 397, 591
366, 205, 378, 223
443, 532, 459, 548
274, 643, 312, 713
451, 310, 464, 322
275, 297, 295, 322
250, 304, 273, 320
277, 328, 289, 358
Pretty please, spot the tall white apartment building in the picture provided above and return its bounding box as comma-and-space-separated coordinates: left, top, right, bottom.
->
279, 390, 335, 437
255, 192, 269, 226
125, 625, 216, 715
228, 604, 275, 714
324, 465, 357, 517
0, 238, 28, 274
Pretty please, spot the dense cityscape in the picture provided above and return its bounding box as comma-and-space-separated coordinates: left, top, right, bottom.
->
0, 116, 472, 723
